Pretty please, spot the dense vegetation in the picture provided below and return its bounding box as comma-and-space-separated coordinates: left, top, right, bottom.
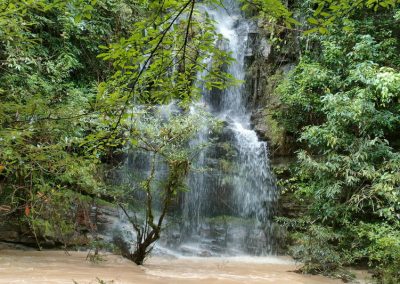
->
0, 0, 399, 282
274, 2, 400, 282
0, 0, 121, 246
0, 0, 230, 257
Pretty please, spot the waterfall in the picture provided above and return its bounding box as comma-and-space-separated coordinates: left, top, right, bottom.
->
110, 0, 278, 257
163, 1, 278, 256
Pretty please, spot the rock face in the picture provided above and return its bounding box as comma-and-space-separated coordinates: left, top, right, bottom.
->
0, 221, 41, 247
0, 205, 120, 248
277, 192, 308, 219
244, 25, 300, 162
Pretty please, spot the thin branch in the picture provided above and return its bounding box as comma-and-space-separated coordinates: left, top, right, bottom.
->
118, 203, 141, 235
182, 0, 196, 71
111, 0, 193, 133
10, 110, 97, 124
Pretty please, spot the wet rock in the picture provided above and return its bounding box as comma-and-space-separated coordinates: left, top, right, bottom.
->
0, 241, 35, 251
198, 250, 212, 257
94, 205, 119, 233
178, 245, 198, 255
0, 230, 19, 242
259, 38, 272, 58
0, 222, 37, 246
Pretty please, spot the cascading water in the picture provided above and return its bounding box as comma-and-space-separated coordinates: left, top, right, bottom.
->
110, 0, 278, 257
164, 1, 278, 256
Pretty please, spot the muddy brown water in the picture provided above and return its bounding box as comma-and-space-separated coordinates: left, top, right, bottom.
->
0, 250, 366, 284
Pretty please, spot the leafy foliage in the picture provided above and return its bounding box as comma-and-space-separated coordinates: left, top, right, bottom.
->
0, 0, 237, 256
306, 0, 400, 34
275, 6, 400, 281
240, 0, 300, 35
94, 0, 235, 131
0, 0, 144, 245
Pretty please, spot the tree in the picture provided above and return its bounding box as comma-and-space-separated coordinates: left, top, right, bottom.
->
113, 107, 217, 265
